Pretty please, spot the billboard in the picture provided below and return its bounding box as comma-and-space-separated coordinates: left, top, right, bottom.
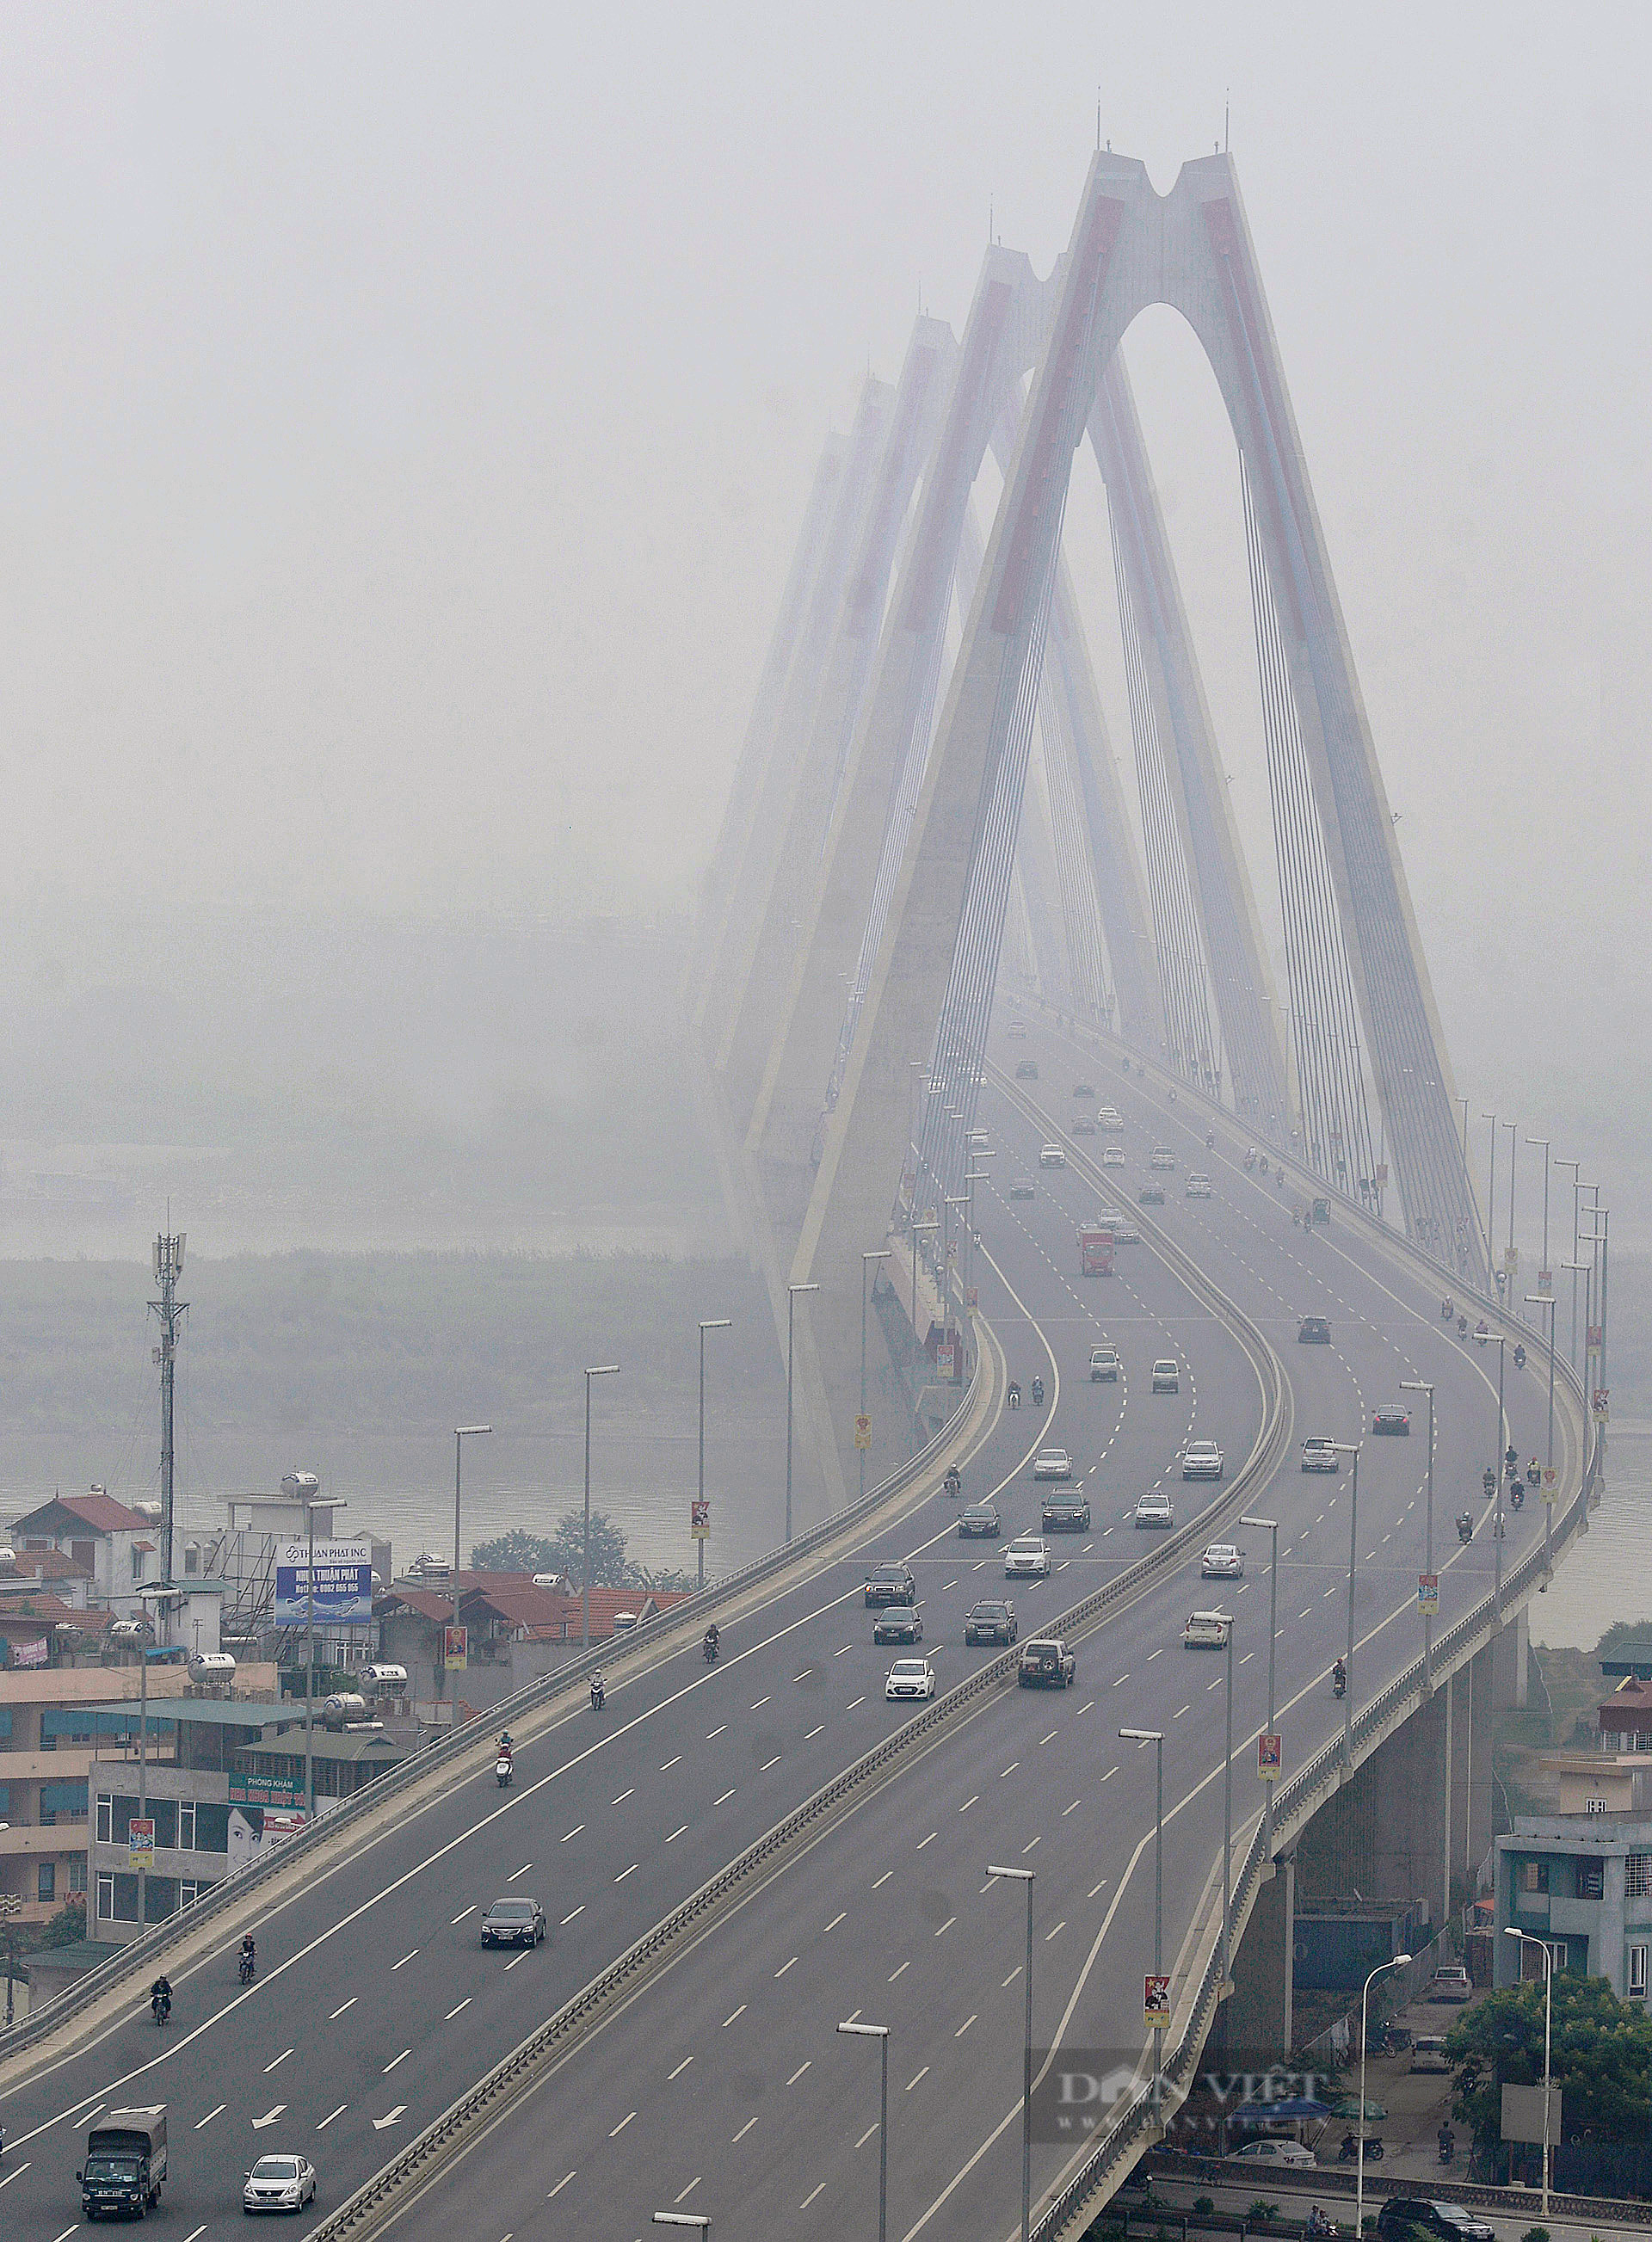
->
274, 1539, 373, 1625
229, 1770, 305, 1810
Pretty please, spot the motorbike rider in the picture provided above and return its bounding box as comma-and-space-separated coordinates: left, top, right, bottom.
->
1438, 2124, 1455, 2162
703, 1622, 720, 1660
590, 1672, 606, 1711
151, 1972, 172, 2018
1007, 1380, 1021, 1408
1457, 1512, 1474, 1542
1031, 1375, 1045, 1407
239, 1932, 256, 1975
944, 1465, 962, 1499
1332, 1655, 1347, 1695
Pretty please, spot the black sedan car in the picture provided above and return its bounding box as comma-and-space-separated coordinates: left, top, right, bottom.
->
1376, 2203, 1495, 2242
958, 1501, 1002, 1538
481, 1895, 546, 1947
1040, 1491, 1091, 1531
865, 1561, 917, 1606
873, 1604, 924, 1645
1373, 1405, 1411, 1435
965, 1599, 1019, 1646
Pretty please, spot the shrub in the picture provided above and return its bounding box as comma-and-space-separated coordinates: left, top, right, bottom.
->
1520, 2229, 1550, 2242
1247, 2202, 1282, 2223
1193, 2198, 1215, 2215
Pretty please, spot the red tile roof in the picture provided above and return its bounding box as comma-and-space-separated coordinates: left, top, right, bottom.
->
9, 1491, 154, 1537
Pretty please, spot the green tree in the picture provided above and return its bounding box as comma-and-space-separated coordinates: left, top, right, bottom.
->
470, 1529, 563, 1574
36, 1896, 88, 1949
1446, 1973, 1652, 2168
473, 1510, 632, 1588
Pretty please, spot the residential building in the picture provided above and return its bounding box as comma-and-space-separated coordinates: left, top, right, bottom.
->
8, 1490, 159, 1620
375, 1574, 687, 1709
1494, 1814, 1652, 1999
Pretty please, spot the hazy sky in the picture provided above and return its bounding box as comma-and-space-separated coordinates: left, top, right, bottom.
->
3, 4, 1648, 1195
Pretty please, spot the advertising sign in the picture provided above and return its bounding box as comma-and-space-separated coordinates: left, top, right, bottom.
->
1418, 1574, 1439, 1616
1587, 1323, 1604, 1351
1593, 1389, 1611, 1424
229, 1771, 305, 1810
1538, 1268, 1553, 1297
9, 1635, 47, 1669
690, 1499, 711, 1541
441, 1624, 467, 1670
1542, 1465, 1558, 1501
854, 1414, 872, 1451
273, 1539, 373, 1626
1504, 1246, 1520, 1278
1143, 1975, 1171, 2029
936, 1343, 956, 1379
1256, 1733, 1282, 1783
128, 1817, 155, 1869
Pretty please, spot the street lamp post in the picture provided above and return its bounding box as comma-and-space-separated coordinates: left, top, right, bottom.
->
1554, 1160, 1581, 1374
1524, 1295, 1558, 1577
1504, 1926, 1555, 2215
1481, 1112, 1498, 1290
1330, 1443, 1362, 1759
305, 1494, 348, 1817
582, 1369, 619, 1650
1400, 1381, 1436, 1687
1120, 1728, 1165, 2118
1503, 1120, 1519, 1306
837, 2019, 891, 2242
908, 1216, 938, 1453
1241, 1517, 1279, 1855
1217, 1610, 1236, 1984
786, 1282, 819, 1543
989, 1864, 1036, 2242
1359, 1953, 1412, 2232
697, 1321, 731, 1591
1485, 1333, 1508, 1610
450, 1431, 490, 1733
860, 1253, 891, 1503
945, 1194, 969, 1349
0, 1890, 19, 2028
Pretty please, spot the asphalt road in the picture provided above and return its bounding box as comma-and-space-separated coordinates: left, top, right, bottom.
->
0, 1016, 1572, 2242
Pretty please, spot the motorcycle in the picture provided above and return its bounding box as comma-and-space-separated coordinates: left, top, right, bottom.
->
1509, 1484, 1525, 1512
1456, 1512, 1475, 1543
702, 1633, 720, 1665
1441, 1297, 1454, 1321
1031, 1376, 1045, 1407
944, 1467, 962, 1500
1206, 1130, 1215, 1149
238, 1949, 256, 1986
496, 1754, 514, 1787
1337, 2134, 1383, 2164
1332, 1666, 1347, 1700
1438, 2134, 1456, 2168
1457, 1315, 1469, 1337
1475, 1320, 1490, 1344
590, 1677, 606, 1713
151, 1988, 171, 2025
1007, 1383, 1021, 1410
1513, 1345, 1526, 1370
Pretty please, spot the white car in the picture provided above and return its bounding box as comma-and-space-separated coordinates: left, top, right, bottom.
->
1186, 1173, 1212, 1198
1089, 1346, 1120, 1382
1201, 1543, 1244, 1579
1182, 1440, 1224, 1481
1182, 1610, 1232, 1649
1300, 1438, 1340, 1473
1110, 1220, 1142, 1243
244, 2156, 318, 2214
1007, 1019, 1028, 1040
1032, 1447, 1073, 1481
1134, 1490, 1174, 1528
1229, 2139, 1316, 2168
1151, 1358, 1180, 1394
1039, 1143, 1066, 1168
1098, 1106, 1123, 1126
1004, 1536, 1052, 1578
885, 1657, 937, 1700
1102, 1144, 1127, 1167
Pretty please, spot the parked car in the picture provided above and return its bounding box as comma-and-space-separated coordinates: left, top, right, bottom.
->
1089, 1346, 1121, 1382
865, 1562, 917, 1607
1376, 2202, 1495, 2242
1151, 1358, 1180, 1393
885, 1657, 937, 1702
1427, 1963, 1472, 2004
1004, 1536, 1051, 1579
1015, 1059, 1039, 1080
1301, 1437, 1341, 1473
480, 1896, 547, 1947
1409, 2035, 1452, 2073
1228, 2139, 1316, 2168
1200, 1543, 1243, 1579
1134, 1490, 1174, 1529
1373, 1405, 1412, 1435
1182, 1610, 1232, 1649
1032, 1447, 1073, 1481
1182, 1440, 1224, 1481
1041, 1491, 1091, 1531
1017, 1637, 1076, 1689
873, 1605, 924, 1645
965, 1600, 1018, 1646
958, 1501, 1002, 1539
1297, 1315, 1331, 1345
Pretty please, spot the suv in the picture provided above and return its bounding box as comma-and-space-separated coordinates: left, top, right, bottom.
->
1017, 1638, 1076, 1689
958, 1500, 1002, 1539
1102, 1144, 1127, 1167
481, 1896, 547, 1947
872, 1604, 924, 1645
1182, 1441, 1224, 1481
1300, 1437, 1340, 1473
1297, 1315, 1331, 1345
1098, 1106, 1123, 1127
1041, 1490, 1091, 1531
965, 1600, 1017, 1646
1150, 1146, 1175, 1171
1151, 1358, 1180, 1393
865, 1562, 917, 1607
1377, 2204, 1495, 2242
1089, 1346, 1120, 1382
1004, 1536, 1051, 1578
1186, 1173, 1212, 1199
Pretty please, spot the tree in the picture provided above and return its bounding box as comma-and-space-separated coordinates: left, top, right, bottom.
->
36, 1895, 88, 1949
473, 1512, 631, 1588
1446, 1973, 1652, 2168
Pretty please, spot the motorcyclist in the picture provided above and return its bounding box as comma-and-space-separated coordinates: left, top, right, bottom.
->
1332, 1656, 1347, 1696
1007, 1380, 1021, 1409
944, 1465, 962, 1499
1438, 2124, 1455, 2163
703, 1623, 720, 1661
239, 1932, 256, 1974
1513, 1343, 1526, 1370
590, 1672, 606, 1711
151, 1973, 172, 2019
1528, 1456, 1541, 1487
1457, 1512, 1474, 1542
1031, 1375, 1045, 1407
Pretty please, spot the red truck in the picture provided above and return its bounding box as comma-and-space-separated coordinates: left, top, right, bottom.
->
1079, 1225, 1114, 1277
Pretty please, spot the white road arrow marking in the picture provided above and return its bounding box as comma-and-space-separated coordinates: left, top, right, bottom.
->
251, 2105, 286, 2128
372, 2106, 406, 2131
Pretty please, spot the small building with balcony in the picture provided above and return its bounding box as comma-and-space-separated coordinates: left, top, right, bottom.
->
1494, 1814, 1652, 2000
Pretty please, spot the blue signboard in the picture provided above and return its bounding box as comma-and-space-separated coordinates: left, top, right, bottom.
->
274, 1540, 373, 1625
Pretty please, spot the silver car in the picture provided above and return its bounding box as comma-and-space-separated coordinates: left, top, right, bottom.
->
1004, 1536, 1052, 1578
244, 2156, 317, 2214
1134, 1491, 1174, 1528
1201, 1543, 1243, 1580
1032, 1447, 1073, 1481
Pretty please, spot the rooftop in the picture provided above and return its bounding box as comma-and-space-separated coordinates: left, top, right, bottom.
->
9, 1490, 155, 1538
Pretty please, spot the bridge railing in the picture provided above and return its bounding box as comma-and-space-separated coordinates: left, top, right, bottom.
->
0, 1364, 983, 2060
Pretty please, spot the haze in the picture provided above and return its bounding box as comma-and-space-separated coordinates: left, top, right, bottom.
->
1, 2, 1647, 1225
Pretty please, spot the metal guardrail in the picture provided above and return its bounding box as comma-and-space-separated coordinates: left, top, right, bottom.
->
1, 1365, 985, 2062
1154, 2152, 1652, 2230
294, 1171, 1294, 2242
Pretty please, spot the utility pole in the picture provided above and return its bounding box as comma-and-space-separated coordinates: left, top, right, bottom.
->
149, 1231, 188, 1587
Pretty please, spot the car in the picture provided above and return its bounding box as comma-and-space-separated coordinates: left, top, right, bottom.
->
1072, 1116, 1096, 1135
1134, 1490, 1174, 1528
1089, 1346, 1120, 1382
873, 1604, 924, 1644
1182, 1610, 1232, 1648
1150, 1146, 1175, 1171
1182, 1440, 1225, 1481
865, 1561, 917, 1606
1427, 1962, 1473, 2003
1098, 1106, 1123, 1126
1300, 1437, 1341, 1473
1201, 1543, 1244, 1579
1110, 1219, 1141, 1243
1004, 1535, 1051, 1578
1297, 1315, 1331, 1345
1032, 1447, 1073, 1481
958, 1501, 1002, 1539
1041, 1491, 1091, 1531
480, 1895, 547, 1947
1373, 1405, 1411, 1435
1039, 1143, 1067, 1168
885, 1656, 936, 1701
965, 1599, 1018, 1645
1138, 1184, 1166, 1205
1186, 1173, 1212, 1198
1006, 1019, 1028, 1040
1073, 1081, 1095, 1099
1409, 2035, 1452, 2073
1228, 2139, 1316, 2168
1376, 2203, 1495, 2242
1151, 1358, 1180, 1393
1015, 1059, 1039, 1080
1009, 1180, 1037, 1200
1102, 1144, 1127, 1167
243, 2155, 318, 2214
1018, 1637, 1076, 1689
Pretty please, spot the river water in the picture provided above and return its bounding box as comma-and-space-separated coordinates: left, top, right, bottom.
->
1528, 1418, 1652, 1651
